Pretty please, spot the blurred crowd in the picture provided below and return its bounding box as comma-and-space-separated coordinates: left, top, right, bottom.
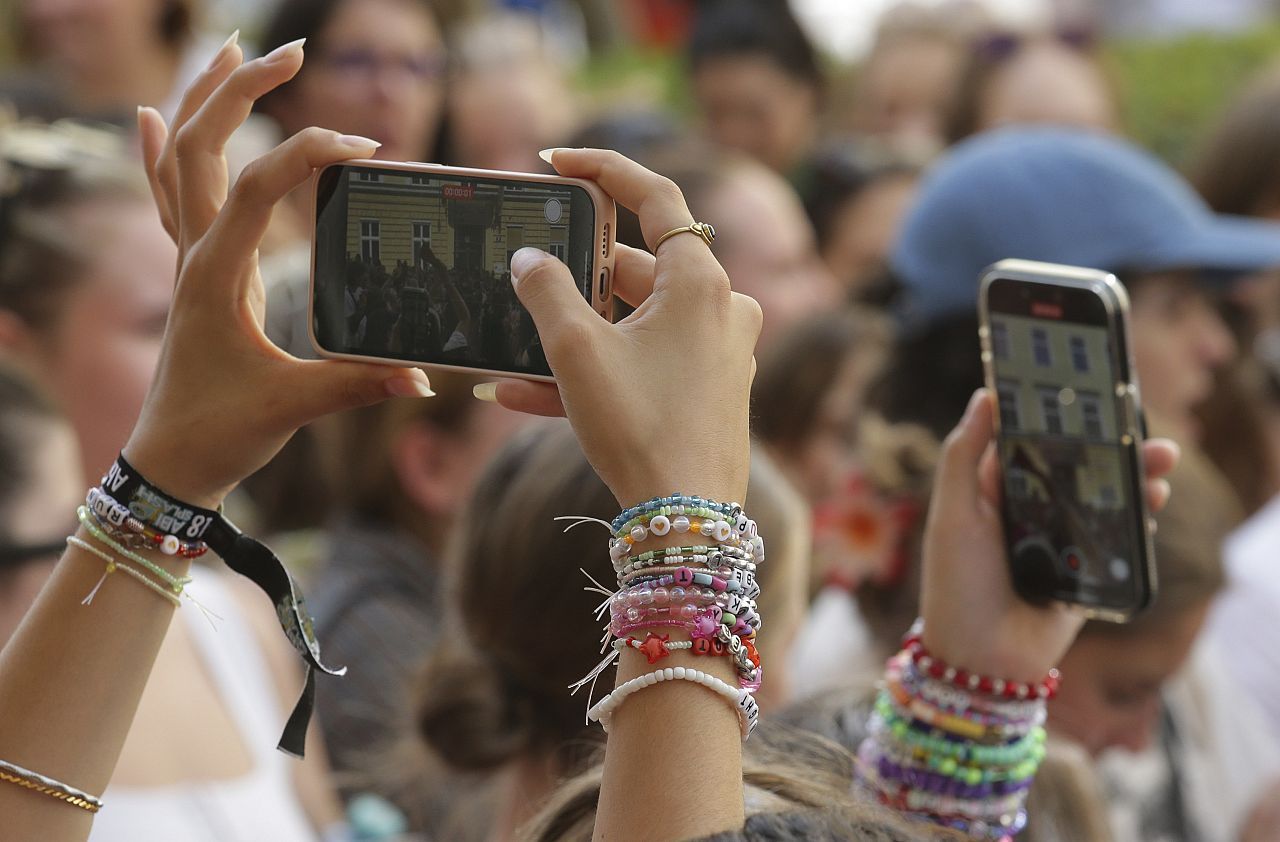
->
3, 0, 1280, 840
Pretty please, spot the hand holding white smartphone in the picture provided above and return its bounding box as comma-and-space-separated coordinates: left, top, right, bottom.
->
310, 160, 617, 381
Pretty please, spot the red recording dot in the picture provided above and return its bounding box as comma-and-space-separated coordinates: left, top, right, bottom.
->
1066, 553, 1080, 570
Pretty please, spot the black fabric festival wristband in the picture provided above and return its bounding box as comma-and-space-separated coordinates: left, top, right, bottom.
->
103, 454, 344, 757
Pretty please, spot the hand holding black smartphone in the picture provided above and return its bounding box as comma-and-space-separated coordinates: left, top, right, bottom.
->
309, 160, 617, 381
979, 259, 1155, 621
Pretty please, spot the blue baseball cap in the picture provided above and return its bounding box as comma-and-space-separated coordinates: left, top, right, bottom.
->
890, 127, 1280, 331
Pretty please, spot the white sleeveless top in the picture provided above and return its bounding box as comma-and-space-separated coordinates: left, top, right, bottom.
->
89, 572, 321, 842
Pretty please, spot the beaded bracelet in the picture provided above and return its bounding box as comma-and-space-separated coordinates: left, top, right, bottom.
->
610, 495, 741, 533
884, 676, 1039, 743
867, 729, 1044, 787
629, 565, 756, 594
858, 758, 1028, 819
68, 536, 183, 608
889, 654, 1045, 730
902, 622, 1060, 702
613, 540, 755, 572
86, 487, 209, 558
587, 665, 758, 739
872, 697, 1047, 767
0, 758, 103, 813
77, 508, 191, 595
858, 741, 1034, 801
896, 662, 1045, 726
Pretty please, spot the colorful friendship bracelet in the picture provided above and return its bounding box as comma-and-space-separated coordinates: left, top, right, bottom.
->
68, 536, 183, 608
857, 758, 1028, 819
0, 758, 104, 813
872, 698, 1047, 767
620, 564, 760, 598
896, 659, 1046, 722
902, 622, 1060, 702
587, 666, 759, 739
858, 741, 1035, 801
610, 495, 741, 533
856, 641, 1052, 842
888, 653, 1046, 730
77, 508, 191, 595
86, 487, 208, 558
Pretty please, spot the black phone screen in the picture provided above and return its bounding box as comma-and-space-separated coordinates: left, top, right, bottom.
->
312, 164, 598, 377
987, 278, 1147, 612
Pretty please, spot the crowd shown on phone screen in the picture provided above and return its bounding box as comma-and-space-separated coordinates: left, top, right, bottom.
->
3, 1, 1280, 841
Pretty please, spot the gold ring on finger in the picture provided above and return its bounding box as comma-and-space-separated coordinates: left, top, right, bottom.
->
654, 221, 716, 251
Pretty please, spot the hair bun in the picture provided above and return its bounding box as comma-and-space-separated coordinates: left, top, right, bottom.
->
416, 642, 535, 772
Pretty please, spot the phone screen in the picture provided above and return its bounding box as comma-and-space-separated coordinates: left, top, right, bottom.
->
312, 164, 599, 377
987, 278, 1148, 612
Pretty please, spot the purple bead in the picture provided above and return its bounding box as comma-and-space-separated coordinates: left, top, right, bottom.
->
652, 587, 670, 606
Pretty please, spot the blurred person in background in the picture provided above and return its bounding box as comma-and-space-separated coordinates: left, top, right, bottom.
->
0, 363, 80, 651
442, 11, 578, 173
842, 0, 989, 159
9, 0, 213, 122
801, 145, 921, 300
685, 0, 823, 191
0, 121, 176, 486
943, 28, 1122, 145
254, 0, 446, 165
1188, 61, 1280, 753
881, 127, 1275, 448
415, 422, 814, 840
647, 142, 839, 349
1056, 450, 1280, 842
305, 374, 527, 831
0, 117, 345, 841
1190, 61, 1280, 510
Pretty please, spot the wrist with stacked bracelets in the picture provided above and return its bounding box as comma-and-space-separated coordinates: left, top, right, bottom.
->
573, 494, 764, 739
855, 620, 1056, 841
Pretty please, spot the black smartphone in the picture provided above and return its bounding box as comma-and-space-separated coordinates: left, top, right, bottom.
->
310, 160, 616, 381
979, 259, 1155, 621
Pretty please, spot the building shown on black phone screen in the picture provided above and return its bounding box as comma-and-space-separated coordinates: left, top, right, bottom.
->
990, 314, 1133, 585
342, 170, 572, 273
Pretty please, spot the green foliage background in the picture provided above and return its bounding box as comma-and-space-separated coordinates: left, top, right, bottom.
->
577, 25, 1280, 171
1107, 26, 1280, 168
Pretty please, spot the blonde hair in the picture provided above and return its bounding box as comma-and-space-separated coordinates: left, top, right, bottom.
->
0, 118, 150, 331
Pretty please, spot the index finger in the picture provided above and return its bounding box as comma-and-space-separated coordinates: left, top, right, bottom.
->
542, 148, 721, 269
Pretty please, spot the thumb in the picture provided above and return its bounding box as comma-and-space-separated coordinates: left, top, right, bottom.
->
510, 247, 600, 358
284, 360, 434, 426
936, 389, 996, 502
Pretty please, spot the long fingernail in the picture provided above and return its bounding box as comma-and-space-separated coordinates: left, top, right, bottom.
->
509, 247, 546, 284
963, 388, 986, 423
386, 377, 434, 398
472, 382, 499, 402
265, 37, 306, 63
538, 148, 568, 165
338, 134, 382, 149
205, 30, 240, 70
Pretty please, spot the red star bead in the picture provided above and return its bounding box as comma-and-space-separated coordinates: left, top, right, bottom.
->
637, 633, 671, 664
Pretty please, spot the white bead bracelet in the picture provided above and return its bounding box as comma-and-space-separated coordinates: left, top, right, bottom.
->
587, 666, 758, 739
